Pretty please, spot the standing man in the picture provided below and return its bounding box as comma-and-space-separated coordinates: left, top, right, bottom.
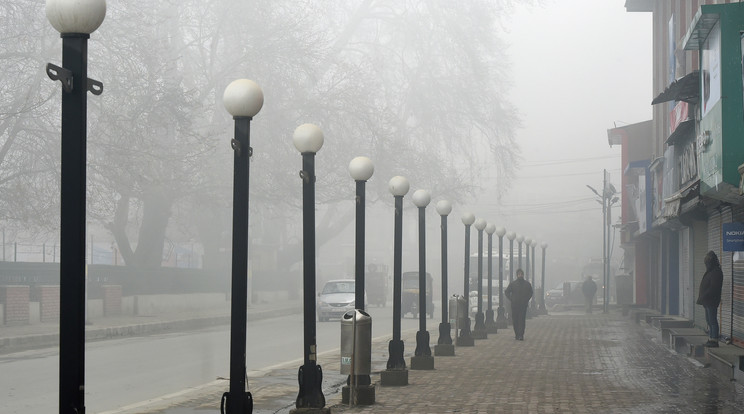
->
505, 269, 532, 341
582, 276, 597, 314
697, 251, 724, 348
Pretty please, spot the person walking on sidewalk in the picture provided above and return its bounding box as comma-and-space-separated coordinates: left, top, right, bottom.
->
697, 250, 724, 348
582, 276, 597, 314
505, 268, 532, 341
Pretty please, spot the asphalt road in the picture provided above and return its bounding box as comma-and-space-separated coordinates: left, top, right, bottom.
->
1, 303, 436, 414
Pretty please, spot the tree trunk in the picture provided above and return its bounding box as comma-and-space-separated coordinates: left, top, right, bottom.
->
107, 189, 173, 268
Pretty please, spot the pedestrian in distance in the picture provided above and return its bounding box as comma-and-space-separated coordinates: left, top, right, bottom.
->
505, 268, 532, 341
697, 250, 724, 348
582, 275, 597, 314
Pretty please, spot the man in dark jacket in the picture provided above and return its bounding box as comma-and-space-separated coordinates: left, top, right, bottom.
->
697, 250, 724, 347
582, 276, 597, 314
505, 268, 533, 340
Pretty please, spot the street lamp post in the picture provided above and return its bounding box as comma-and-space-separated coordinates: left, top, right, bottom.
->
524, 238, 531, 282
434, 200, 455, 356
517, 235, 524, 272
344, 156, 375, 404
472, 218, 487, 339
411, 190, 434, 370
380, 176, 410, 386
222, 78, 263, 414
291, 124, 328, 412
495, 227, 507, 329
485, 223, 498, 334
456, 212, 475, 346
45, 1, 106, 412
588, 177, 617, 314
506, 232, 516, 326
538, 242, 549, 315
531, 241, 538, 313
524, 238, 532, 318
527, 239, 536, 314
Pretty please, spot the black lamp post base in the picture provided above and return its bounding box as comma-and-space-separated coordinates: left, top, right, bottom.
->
410, 355, 435, 370
434, 343, 455, 356
380, 368, 408, 386
221, 390, 253, 414
295, 363, 325, 410
386, 339, 406, 371
342, 384, 375, 405
496, 307, 508, 329
456, 319, 474, 346
473, 312, 487, 339
413, 330, 432, 357
436, 322, 453, 345
485, 309, 497, 333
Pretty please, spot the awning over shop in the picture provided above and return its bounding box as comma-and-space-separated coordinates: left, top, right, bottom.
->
662, 180, 700, 219
665, 119, 695, 145
651, 70, 699, 104
683, 9, 721, 50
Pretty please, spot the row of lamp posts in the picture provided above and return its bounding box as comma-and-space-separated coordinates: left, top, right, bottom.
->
44, 0, 551, 411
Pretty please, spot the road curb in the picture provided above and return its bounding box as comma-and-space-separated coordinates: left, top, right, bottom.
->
0, 304, 303, 354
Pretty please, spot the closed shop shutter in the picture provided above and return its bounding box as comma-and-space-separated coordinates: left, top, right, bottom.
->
693, 219, 708, 330
679, 227, 692, 319
720, 206, 733, 340
731, 206, 744, 347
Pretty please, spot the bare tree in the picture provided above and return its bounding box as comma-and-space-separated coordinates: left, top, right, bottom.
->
2, 0, 533, 270
0, 1, 60, 233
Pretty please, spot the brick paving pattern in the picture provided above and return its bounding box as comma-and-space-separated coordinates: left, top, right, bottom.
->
328, 312, 744, 414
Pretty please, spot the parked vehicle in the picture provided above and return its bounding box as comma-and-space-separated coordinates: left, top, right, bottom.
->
401, 271, 434, 318
544, 281, 586, 307
317, 279, 357, 322
544, 282, 565, 307
366, 263, 389, 307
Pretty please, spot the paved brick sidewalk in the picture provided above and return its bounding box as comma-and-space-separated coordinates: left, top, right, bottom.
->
327, 311, 744, 414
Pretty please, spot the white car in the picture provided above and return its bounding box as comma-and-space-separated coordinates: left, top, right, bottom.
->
317, 279, 359, 322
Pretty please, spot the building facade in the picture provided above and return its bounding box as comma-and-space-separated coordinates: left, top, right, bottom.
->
619, 0, 744, 347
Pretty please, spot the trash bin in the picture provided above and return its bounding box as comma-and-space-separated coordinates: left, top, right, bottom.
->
448, 295, 460, 328
455, 294, 468, 327
340, 309, 372, 375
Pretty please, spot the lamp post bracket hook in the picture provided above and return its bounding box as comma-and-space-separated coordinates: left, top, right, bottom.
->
46, 63, 72, 93
231, 139, 241, 156
87, 78, 103, 95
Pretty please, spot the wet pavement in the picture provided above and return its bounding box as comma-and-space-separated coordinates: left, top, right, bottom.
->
325, 310, 744, 414
141, 309, 744, 413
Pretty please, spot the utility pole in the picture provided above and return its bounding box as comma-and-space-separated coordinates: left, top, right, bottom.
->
602, 169, 608, 314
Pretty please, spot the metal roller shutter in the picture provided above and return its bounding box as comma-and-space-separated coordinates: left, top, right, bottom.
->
693, 219, 708, 330
720, 206, 733, 341
679, 227, 692, 319
731, 206, 744, 347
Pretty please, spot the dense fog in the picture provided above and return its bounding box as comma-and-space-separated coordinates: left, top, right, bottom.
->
0, 0, 656, 413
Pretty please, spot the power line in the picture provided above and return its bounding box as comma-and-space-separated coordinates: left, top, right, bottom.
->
516, 169, 621, 179
499, 207, 602, 216
524, 154, 620, 167
493, 197, 596, 208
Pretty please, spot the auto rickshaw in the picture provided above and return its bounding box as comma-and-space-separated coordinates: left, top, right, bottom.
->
401, 271, 434, 318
